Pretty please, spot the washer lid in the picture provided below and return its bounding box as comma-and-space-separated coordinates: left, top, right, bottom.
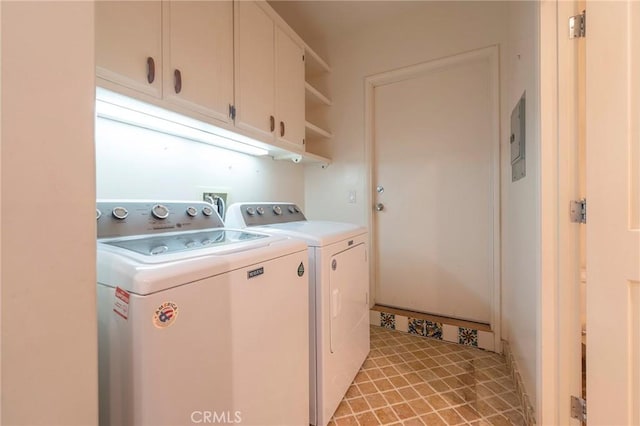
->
249, 221, 367, 247
101, 228, 266, 257
97, 236, 307, 295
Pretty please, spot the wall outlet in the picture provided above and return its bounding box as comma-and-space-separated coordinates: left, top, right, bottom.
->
202, 192, 228, 205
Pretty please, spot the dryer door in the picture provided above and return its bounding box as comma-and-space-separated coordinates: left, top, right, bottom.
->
329, 243, 368, 353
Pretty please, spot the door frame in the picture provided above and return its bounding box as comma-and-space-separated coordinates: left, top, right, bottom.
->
540, 0, 583, 423
364, 45, 501, 349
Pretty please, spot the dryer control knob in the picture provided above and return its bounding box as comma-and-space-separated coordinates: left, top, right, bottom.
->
151, 204, 170, 219
273, 205, 282, 215
202, 205, 214, 216
96, 209, 102, 220
246, 207, 256, 216
287, 205, 296, 214
112, 206, 128, 220
256, 207, 265, 215
186, 206, 198, 217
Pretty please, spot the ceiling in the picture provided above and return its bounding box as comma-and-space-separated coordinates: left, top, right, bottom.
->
268, 1, 435, 46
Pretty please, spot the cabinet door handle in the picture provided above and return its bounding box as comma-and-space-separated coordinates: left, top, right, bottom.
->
270, 115, 275, 132
174, 69, 182, 94
280, 121, 285, 137
146, 57, 155, 84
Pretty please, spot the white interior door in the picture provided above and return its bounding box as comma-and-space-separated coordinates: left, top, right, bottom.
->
371, 48, 499, 325
586, 1, 640, 424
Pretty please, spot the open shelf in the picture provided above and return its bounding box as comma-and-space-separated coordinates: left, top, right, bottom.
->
274, 150, 331, 168
303, 43, 332, 162
305, 82, 331, 106
300, 150, 330, 167
304, 46, 331, 76
305, 121, 333, 139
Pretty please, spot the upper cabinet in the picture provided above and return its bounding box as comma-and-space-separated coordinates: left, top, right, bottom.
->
234, 1, 275, 141
235, 1, 305, 148
96, 0, 328, 165
96, 1, 163, 99
163, 1, 234, 124
97, 1, 234, 124
275, 28, 305, 147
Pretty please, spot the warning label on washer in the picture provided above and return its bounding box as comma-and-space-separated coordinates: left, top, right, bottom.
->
113, 287, 130, 320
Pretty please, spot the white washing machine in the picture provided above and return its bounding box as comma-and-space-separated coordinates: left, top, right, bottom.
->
226, 203, 370, 426
96, 200, 309, 426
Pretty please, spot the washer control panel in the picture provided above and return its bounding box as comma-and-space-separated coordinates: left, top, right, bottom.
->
97, 200, 225, 238
226, 203, 306, 228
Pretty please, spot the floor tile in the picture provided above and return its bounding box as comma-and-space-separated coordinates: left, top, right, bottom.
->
348, 397, 370, 414
438, 407, 466, 425
421, 412, 448, 426
355, 410, 380, 425
329, 326, 526, 425
364, 393, 388, 409
334, 415, 358, 426
374, 406, 399, 423
334, 400, 352, 418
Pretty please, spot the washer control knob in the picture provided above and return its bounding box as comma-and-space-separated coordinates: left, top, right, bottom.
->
150, 245, 169, 255
186, 206, 198, 217
96, 209, 102, 220
246, 207, 256, 216
151, 204, 170, 219
273, 205, 282, 215
256, 207, 265, 215
112, 206, 128, 220
185, 240, 197, 249
288, 205, 296, 214
202, 205, 214, 216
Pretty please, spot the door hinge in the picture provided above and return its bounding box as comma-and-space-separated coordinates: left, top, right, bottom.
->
228, 104, 237, 120
302, 54, 305, 62
570, 395, 587, 422
570, 199, 587, 224
569, 11, 586, 38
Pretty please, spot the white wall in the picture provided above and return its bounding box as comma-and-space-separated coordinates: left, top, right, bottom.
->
96, 118, 305, 210
303, 2, 508, 225
1, 2, 98, 424
298, 0, 540, 412
501, 1, 540, 410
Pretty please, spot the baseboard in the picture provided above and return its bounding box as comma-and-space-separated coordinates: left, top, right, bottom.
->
502, 340, 537, 425
372, 304, 492, 332
369, 307, 495, 352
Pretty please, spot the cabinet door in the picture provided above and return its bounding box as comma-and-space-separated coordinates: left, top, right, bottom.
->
96, 1, 162, 98
276, 28, 305, 147
235, 1, 275, 140
163, 1, 234, 124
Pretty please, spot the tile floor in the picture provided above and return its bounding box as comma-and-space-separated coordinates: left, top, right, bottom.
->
329, 326, 526, 425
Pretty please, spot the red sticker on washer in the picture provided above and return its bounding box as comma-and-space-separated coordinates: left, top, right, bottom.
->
113, 287, 130, 320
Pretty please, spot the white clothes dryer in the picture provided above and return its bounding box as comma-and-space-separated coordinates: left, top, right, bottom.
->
226, 203, 370, 426
96, 200, 309, 426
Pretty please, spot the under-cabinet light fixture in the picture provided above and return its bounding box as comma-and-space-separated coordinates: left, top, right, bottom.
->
95, 88, 270, 157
